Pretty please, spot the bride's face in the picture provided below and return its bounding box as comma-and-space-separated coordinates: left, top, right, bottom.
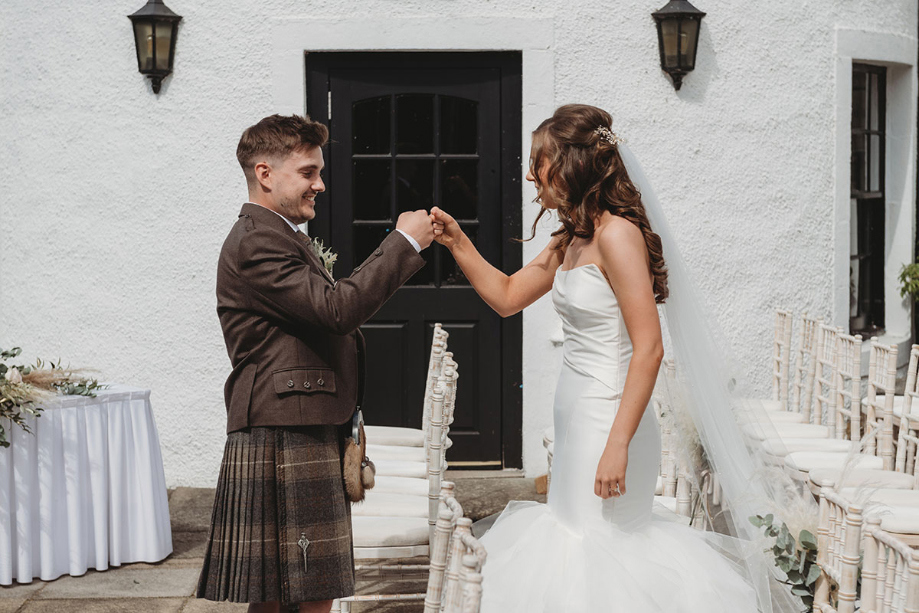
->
526, 158, 558, 210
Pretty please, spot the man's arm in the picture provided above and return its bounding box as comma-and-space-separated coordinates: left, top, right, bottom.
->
238, 229, 425, 336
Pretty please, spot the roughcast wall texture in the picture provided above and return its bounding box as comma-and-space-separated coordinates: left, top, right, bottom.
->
0, 1, 915, 484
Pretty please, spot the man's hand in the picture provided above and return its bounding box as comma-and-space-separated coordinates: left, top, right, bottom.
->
396, 210, 435, 250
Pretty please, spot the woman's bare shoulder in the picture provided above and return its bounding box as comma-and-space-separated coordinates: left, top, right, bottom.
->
595, 214, 644, 257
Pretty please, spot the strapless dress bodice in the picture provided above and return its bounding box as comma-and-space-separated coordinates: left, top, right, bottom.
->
551, 263, 633, 396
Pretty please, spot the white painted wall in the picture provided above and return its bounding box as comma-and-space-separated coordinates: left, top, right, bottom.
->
0, 0, 915, 485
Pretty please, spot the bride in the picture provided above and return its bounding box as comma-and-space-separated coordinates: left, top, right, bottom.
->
431, 104, 772, 612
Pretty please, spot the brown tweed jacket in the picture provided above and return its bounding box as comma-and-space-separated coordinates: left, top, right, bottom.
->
216, 202, 425, 433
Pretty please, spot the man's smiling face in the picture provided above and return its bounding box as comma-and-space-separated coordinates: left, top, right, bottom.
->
272, 146, 325, 224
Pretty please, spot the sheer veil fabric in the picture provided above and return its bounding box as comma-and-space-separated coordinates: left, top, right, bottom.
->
618, 142, 812, 613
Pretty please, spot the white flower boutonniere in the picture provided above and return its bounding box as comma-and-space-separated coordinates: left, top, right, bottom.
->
309, 238, 338, 277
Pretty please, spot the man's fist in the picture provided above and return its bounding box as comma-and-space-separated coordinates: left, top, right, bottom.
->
396, 209, 435, 250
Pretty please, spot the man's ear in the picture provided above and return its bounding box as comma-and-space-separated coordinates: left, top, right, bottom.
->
254, 161, 272, 191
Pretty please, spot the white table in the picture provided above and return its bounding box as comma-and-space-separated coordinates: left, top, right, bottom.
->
0, 385, 173, 584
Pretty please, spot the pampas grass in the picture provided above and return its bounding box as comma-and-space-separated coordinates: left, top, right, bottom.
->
0, 348, 102, 447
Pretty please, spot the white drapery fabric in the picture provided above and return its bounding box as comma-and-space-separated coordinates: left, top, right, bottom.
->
0, 385, 172, 584
619, 143, 812, 613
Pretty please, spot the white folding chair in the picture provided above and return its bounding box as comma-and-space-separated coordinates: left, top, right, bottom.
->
860, 516, 919, 613
365, 324, 448, 451
738, 309, 794, 416
814, 487, 864, 613
332, 480, 462, 613
785, 332, 888, 494
809, 343, 919, 492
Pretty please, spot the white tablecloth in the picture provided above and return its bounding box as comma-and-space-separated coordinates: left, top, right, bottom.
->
0, 385, 173, 584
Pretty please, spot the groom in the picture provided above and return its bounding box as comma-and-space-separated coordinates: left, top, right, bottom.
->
197, 114, 433, 613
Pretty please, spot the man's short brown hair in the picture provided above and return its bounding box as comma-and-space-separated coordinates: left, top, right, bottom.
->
237, 114, 329, 184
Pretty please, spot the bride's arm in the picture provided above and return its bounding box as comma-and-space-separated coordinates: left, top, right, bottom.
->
431, 206, 564, 317
594, 218, 664, 500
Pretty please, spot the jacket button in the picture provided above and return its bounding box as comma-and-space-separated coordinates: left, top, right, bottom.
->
354, 265, 362, 272
317, 378, 325, 386
287, 380, 294, 388
304, 381, 311, 389
374, 248, 383, 256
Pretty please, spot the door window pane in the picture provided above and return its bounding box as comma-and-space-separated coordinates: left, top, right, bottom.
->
353, 226, 391, 268
395, 159, 434, 212
353, 96, 391, 155
353, 160, 392, 220
396, 94, 434, 154
441, 97, 478, 154
440, 225, 478, 286
441, 160, 478, 220
404, 247, 435, 286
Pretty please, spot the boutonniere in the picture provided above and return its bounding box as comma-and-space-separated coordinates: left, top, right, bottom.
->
309, 238, 338, 277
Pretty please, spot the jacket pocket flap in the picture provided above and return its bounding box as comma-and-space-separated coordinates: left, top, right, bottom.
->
273, 368, 336, 395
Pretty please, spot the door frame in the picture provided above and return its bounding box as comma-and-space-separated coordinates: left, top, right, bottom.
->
305, 52, 524, 468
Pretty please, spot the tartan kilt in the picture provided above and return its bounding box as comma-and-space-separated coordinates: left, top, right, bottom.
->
196, 425, 355, 604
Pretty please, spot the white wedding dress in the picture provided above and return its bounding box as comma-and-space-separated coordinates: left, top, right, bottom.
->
478, 263, 761, 612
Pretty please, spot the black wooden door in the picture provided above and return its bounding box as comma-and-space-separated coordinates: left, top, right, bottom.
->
306, 53, 522, 467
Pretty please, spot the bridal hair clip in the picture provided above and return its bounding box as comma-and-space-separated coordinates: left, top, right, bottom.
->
594, 126, 623, 146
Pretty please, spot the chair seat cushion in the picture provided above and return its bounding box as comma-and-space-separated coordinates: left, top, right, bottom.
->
761, 437, 852, 457
808, 468, 915, 490
373, 459, 427, 479
838, 487, 919, 507
879, 509, 919, 535
878, 394, 919, 420
352, 516, 429, 547
739, 398, 784, 413
784, 451, 883, 473
371, 475, 430, 496
364, 425, 425, 447
366, 444, 426, 462
743, 422, 830, 442
654, 495, 677, 513
352, 492, 428, 518
741, 410, 806, 425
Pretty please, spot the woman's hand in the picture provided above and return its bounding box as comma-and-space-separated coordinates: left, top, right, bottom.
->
430, 206, 463, 250
594, 442, 628, 499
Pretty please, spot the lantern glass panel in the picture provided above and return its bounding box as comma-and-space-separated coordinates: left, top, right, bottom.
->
133, 21, 155, 71
155, 22, 173, 70
659, 19, 679, 68
679, 19, 700, 69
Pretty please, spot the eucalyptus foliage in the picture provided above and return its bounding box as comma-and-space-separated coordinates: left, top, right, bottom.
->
750, 514, 821, 611
0, 347, 102, 448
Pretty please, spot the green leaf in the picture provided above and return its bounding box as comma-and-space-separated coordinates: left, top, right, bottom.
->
749, 515, 765, 528
805, 563, 821, 586
786, 570, 803, 584
799, 530, 817, 550
791, 585, 811, 597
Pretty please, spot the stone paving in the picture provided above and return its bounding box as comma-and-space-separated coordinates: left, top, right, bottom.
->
0, 471, 543, 613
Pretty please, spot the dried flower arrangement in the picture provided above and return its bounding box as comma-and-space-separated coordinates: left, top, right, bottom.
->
0, 347, 102, 447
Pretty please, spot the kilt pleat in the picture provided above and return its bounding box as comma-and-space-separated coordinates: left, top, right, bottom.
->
197, 426, 354, 604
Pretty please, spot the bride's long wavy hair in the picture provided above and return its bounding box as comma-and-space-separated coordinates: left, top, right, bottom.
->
526, 104, 669, 303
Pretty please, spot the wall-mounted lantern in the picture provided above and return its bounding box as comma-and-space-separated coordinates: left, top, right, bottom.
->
128, 0, 182, 94
652, 0, 705, 91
